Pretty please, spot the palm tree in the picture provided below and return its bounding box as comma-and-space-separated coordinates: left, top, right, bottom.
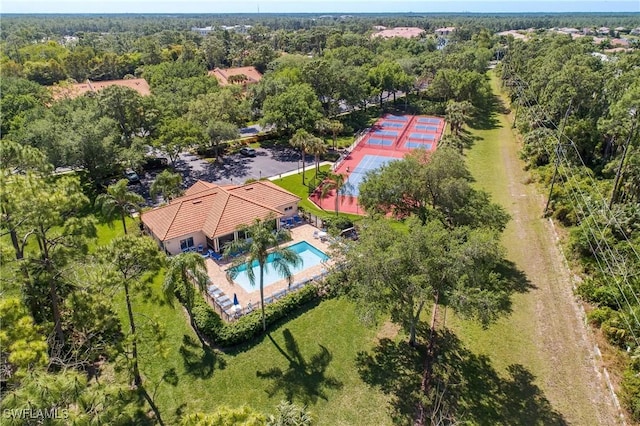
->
96, 179, 144, 234
328, 120, 344, 149
306, 136, 327, 178
290, 129, 314, 185
150, 169, 183, 203
445, 100, 474, 137
319, 171, 347, 216
225, 216, 302, 331
163, 252, 209, 344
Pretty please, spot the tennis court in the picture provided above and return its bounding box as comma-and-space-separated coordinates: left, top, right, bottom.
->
415, 124, 439, 131
366, 137, 394, 146
345, 155, 398, 196
310, 113, 444, 215
405, 141, 433, 149
371, 129, 399, 138
381, 121, 405, 128
417, 117, 443, 124
385, 114, 409, 121
408, 133, 436, 141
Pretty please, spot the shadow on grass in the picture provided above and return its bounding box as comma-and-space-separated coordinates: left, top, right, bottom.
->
222, 298, 323, 355
179, 334, 226, 379
469, 93, 509, 131
256, 328, 343, 405
356, 329, 566, 425
497, 259, 536, 294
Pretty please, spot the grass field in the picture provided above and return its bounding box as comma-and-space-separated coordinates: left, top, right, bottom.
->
447, 73, 618, 424
89, 219, 393, 424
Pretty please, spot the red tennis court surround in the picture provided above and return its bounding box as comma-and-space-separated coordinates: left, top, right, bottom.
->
310, 114, 445, 215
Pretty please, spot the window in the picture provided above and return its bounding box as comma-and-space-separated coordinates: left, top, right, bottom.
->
284, 206, 293, 212
180, 237, 194, 251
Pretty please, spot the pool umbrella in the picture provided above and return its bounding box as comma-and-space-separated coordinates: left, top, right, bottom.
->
233, 293, 239, 306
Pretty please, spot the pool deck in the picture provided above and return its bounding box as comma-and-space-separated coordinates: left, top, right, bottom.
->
203, 224, 332, 318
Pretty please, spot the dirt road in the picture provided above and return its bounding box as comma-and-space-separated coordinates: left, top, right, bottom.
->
458, 76, 622, 424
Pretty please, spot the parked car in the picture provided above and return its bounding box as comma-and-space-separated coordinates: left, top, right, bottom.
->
124, 168, 140, 184
339, 227, 358, 241
240, 147, 257, 157
142, 156, 168, 171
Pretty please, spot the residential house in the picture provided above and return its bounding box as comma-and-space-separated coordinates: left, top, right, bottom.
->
141, 180, 300, 255
208, 66, 263, 87
435, 27, 456, 37
371, 27, 425, 39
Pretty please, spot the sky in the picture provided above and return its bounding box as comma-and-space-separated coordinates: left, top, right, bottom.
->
2, 0, 639, 14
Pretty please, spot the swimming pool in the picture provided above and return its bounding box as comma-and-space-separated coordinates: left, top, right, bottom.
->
231, 241, 329, 292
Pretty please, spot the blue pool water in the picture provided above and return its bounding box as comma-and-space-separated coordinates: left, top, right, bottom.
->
231, 241, 329, 292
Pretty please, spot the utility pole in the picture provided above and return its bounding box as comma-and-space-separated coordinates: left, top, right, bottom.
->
609, 110, 638, 209
544, 101, 572, 216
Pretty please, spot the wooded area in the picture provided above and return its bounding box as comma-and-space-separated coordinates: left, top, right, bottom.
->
1, 12, 639, 424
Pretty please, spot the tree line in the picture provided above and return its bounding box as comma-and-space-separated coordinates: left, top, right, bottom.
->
500, 31, 640, 420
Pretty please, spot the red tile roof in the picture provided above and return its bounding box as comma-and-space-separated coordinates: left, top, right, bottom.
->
51, 78, 151, 100
142, 180, 299, 241
208, 66, 263, 86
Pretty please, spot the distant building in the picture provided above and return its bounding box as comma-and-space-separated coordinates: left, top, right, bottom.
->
208, 66, 263, 87
558, 27, 580, 34
191, 26, 214, 36
435, 27, 456, 37
497, 30, 528, 40
611, 38, 630, 47
51, 78, 151, 100
598, 27, 610, 35
371, 27, 425, 39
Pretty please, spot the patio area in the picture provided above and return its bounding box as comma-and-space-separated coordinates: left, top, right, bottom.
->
202, 224, 333, 321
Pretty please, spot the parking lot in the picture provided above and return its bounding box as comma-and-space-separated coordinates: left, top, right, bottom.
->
133, 146, 315, 206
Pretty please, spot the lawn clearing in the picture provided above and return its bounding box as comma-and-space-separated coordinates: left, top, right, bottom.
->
94, 221, 391, 424
447, 72, 619, 424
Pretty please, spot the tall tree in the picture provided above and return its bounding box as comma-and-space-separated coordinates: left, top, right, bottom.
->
150, 170, 183, 203
205, 121, 240, 161
225, 217, 302, 331
289, 129, 314, 185
445, 100, 474, 140
153, 118, 202, 166
96, 179, 145, 235
359, 148, 509, 231
261, 83, 322, 135
306, 135, 327, 178
0, 140, 50, 260
102, 235, 163, 401
20, 175, 96, 344
163, 252, 209, 344
319, 171, 347, 216
343, 217, 507, 346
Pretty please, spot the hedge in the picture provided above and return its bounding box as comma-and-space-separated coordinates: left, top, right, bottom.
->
191, 284, 320, 348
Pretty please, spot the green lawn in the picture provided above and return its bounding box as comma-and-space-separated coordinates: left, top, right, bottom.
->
90, 220, 392, 425
271, 166, 362, 223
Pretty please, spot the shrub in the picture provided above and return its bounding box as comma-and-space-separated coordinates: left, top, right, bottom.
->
622, 359, 640, 422
586, 307, 614, 327
193, 284, 320, 348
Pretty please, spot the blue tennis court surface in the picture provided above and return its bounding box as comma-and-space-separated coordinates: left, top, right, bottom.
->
417, 117, 443, 124
381, 121, 405, 128
372, 129, 398, 137
347, 155, 398, 196
408, 133, 436, 141
405, 141, 433, 149
415, 125, 439, 131
366, 137, 393, 146
385, 114, 408, 121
